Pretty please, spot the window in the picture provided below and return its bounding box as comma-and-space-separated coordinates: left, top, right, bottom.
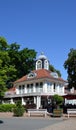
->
30, 84, 33, 92
40, 82, 43, 92
36, 83, 39, 92
27, 84, 33, 93
47, 82, 52, 92
19, 85, 21, 94
59, 84, 63, 93
44, 60, 49, 70
22, 85, 25, 93
19, 85, 25, 94
36, 82, 43, 92
40, 82, 43, 86
27, 84, 29, 93
36, 60, 42, 69
54, 83, 55, 92
36, 83, 39, 86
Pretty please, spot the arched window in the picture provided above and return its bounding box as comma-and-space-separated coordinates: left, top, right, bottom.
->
36, 60, 42, 70
44, 60, 49, 70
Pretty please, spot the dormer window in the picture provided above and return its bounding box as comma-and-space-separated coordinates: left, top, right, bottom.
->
27, 72, 37, 79
51, 72, 58, 78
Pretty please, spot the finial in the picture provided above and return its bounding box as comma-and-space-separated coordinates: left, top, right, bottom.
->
41, 52, 44, 55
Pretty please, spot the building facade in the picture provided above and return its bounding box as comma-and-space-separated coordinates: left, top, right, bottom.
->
4, 53, 67, 109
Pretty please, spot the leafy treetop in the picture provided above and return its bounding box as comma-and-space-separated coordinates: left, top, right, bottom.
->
64, 48, 76, 89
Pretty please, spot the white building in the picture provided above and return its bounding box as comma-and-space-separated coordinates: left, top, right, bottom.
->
4, 53, 67, 109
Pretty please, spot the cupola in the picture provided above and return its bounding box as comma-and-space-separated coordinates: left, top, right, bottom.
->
36, 52, 49, 70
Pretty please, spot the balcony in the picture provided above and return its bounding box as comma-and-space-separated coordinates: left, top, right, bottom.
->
4, 91, 43, 98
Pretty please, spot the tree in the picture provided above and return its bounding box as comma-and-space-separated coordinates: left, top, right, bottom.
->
0, 38, 17, 92
0, 37, 37, 90
5, 65, 17, 88
64, 48, 76, 89
0, 60, 7, 102
0, 38, 9, 102
19, 48, 37, 77
0, 36, 8, 51
8, 43, 37, 78
0, 45, 17, 86
52, 94, 64, 108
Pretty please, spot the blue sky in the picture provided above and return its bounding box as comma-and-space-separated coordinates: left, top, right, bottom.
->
0, 0, 76, 80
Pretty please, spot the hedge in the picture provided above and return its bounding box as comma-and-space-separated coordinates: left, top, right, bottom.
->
0, 104, 16, 112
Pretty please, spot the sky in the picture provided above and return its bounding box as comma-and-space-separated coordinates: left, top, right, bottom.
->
0, 0, 76, 80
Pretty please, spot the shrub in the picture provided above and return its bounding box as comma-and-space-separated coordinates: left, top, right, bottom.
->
0, 104, 16, 112
13, 100, 25, 117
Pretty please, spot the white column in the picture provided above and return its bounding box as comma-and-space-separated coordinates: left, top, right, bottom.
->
43, 82, 47, 93
51, 84, 54, 93
10, 98, 14, 104
21, 97, 25, 105
62, 86, 64, 94
65, 98, 69, 105
16, 87, 19, 94
56, 84, 59, 93
37, 96, 41, 109
34, 97, 36, 104
25, 84, 27, 93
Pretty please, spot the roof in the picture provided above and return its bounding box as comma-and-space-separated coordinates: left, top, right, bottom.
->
8, 87, 16, 92
37, 52, 48, 60
5, 87, 16, 95
14, 69, 67, 84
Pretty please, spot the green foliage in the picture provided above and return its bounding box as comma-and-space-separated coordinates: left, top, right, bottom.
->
0, 104, 16, 112
8, 43, 37, 78
13, 100, 25, 117
52, 94, 64, 106
0, 36, 8, 51
0, 63, 7, 100
0, 36, 36, 91
16, 48, 37, 78
9, 42, 20, 51
64, 48, 76, 89
0, 51, 16, 99
49, 65, 55, 72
